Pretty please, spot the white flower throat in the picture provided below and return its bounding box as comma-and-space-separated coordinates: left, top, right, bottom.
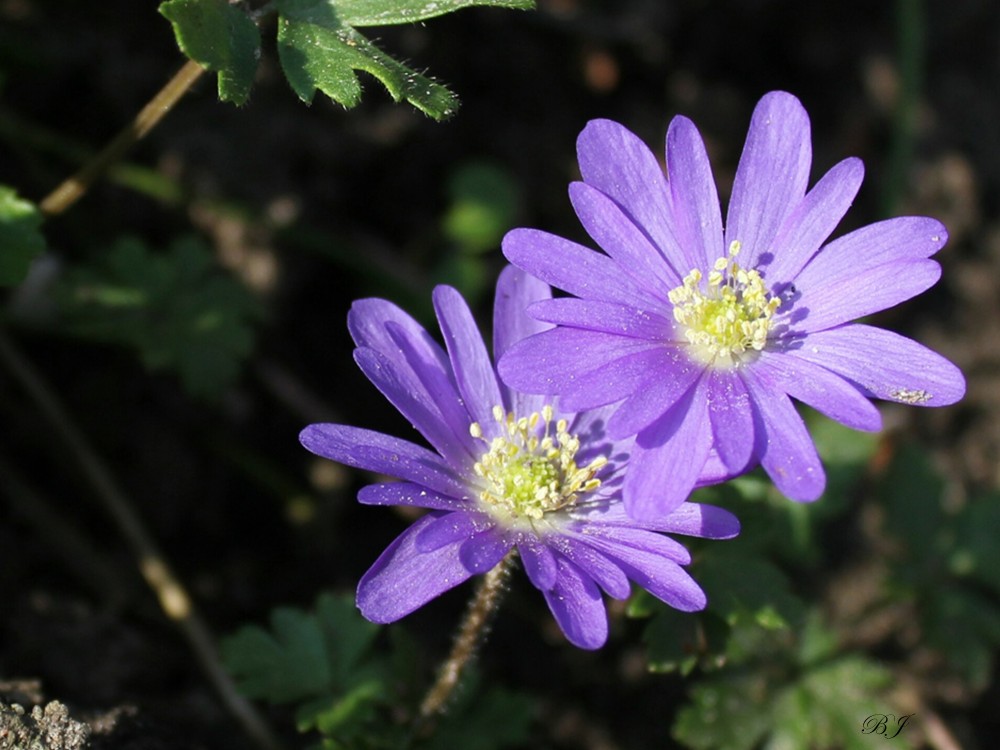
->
668, 240, 781, 368
470, 405, 606, 522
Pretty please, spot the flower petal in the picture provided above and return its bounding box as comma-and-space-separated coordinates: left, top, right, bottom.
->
577, 119, 678, 269
569, 180, 683, 289
348, 298, 446, 366
415, 511, 496, 552
299, 424, 468, 499
787, 323, 965, 406
569, 525, 692, 565
706, 370, 755, 473
666, 115, 724, 272
357, 513, 476, 623
546, 536, 631, 599
555, 347, 676, 412
760, 157, 865, 283
606, 350, 704, 439
358, 482, 468, 511
625, 375, 713, 520
789, 259, 941, 332
571, 501, 740, 540
387, 322, 478, 461
542, 555, 608, 649
433, 285, 505, 437
527, 298, 673, 340
792, 215, 947, 285
517, 538, 558, 591
651, 502, 741, 539
742, 371, 826, 501
498, 327, 657, 396
493, 266, 553, 415
503, 228, 659, 308
590, 539, 706, 611
459, 531, 514, 573
353, 347, 472, 468
725, 91, 812, 269
753, 350, 882, 431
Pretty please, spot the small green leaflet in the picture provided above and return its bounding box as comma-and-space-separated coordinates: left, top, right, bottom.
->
158, 0, 535, 118
0, 187, 45, 287
159, 0, 261, 105
54, 236, 260, 399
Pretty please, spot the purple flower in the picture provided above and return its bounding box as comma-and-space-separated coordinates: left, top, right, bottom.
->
499, 91, 965, 520
299, 267, 739, 649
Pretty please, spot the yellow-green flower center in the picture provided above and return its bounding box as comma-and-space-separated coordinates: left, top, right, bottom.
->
470, 405, 606, 522
668, 240, 781, 368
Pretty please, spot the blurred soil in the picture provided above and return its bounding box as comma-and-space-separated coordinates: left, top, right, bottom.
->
0, 0, 999, 747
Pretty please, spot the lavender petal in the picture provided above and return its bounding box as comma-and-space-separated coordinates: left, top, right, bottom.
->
725, 91, 812, 270
356, 513, 476, 623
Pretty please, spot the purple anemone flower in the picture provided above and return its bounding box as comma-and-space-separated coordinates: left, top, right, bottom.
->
499, 91, 965, 520
299, 267, 740, 649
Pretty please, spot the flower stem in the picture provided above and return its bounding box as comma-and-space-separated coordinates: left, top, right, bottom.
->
39, 58, 205, 216
417, 551, 516, 721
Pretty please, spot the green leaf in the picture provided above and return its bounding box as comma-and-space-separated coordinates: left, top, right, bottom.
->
160, 0, 261, 105
674, 650, 898, 750
275, 0, 458, 118
442, 161, 519, 254
333, 0, 533, 27
697, 550, 805, 633
673, 672, 772, 750
0, 186, 45, 286
222, 593, 382, 705
53, 236, 260, 399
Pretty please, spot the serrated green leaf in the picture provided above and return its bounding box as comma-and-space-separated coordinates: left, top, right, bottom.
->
0, 186, 45, 286
675, 655, 898, 750
315, 593, 381, 682
333, 0, 533, 27
223, 607, 333, 703
53, 236, 260, 399
222, 593, 386, 706
770, 657, 898, 750
160, 0, 261, 104
275, 1, 458, 118
674, 673, 772, 750
698, 550, 804, 631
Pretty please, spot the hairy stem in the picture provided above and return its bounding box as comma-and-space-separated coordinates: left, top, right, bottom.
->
418, 551, 516, 720
39, 59, 205, 216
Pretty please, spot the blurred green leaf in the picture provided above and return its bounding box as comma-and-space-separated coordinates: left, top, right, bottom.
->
882, 441, 946, 560
159, 0, 261, 104
674, 620, 900, 750
54, 236, 261, 399
922, 586, 1000, 691
952, 491, 1000, 597
442, 161, 519, 253
0, 186, 45, 286
698, 550, 805, 632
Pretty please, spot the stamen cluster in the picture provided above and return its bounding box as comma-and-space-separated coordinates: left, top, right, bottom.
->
668, 241, 781, 367
470, 405, 606, 521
